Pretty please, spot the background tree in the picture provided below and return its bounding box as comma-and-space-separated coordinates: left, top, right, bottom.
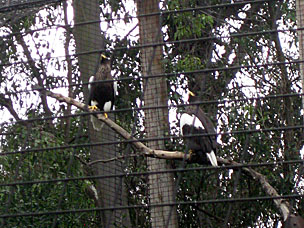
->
0, 0, 303, 227
137, 0, 178, 227
73, 0, 131, 227
164, 0, 302, 226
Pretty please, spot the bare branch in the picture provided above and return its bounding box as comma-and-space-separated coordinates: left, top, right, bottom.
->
88, 153, 141, 166
45, 89, 188, 160
74, 155, 89, 167
0, 94, 23, 124
218, 157, 290, 221
14, 32, 53, 119
63, 0, 74, 141
45, 90, 291, 220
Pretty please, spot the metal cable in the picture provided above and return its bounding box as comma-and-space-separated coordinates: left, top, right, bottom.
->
0, 159, 303, 188
0, 91, 303, 128
1, 27, 301, 69
0, 194, 302, 219
1, 124, 303, 156
0, 58, 301, 98
0, 0, 272, 36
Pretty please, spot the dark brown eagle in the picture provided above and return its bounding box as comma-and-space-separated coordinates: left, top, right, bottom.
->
180, 91, 218, 166
88, 54, 117, 130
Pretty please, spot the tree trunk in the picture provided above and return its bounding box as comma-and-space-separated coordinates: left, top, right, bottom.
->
296, 0, 304, 125
137, 1, 179, 227
73, 1, 130, 227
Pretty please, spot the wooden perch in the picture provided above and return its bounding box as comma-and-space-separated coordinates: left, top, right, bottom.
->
45, 90, 291, 221
45, 90, 188, 160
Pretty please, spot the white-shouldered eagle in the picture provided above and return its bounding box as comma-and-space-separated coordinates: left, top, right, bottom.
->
180, 91, 218, 167
88, 54, 117, 130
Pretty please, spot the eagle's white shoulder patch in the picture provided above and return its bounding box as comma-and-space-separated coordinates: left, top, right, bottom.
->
113, 81, 118, 95
88, 76, 95, 91
180, 113, 204, 133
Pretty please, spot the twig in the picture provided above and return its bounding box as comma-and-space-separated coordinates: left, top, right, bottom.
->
0, 94, 22, 123
88, 153, 142, 166
193, 205, 224, 222
74, 155, 88, 166
14, 33, 53, 118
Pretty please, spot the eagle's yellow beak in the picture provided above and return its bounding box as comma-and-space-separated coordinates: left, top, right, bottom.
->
101, 54, 107, 59
189, 91, 195, 97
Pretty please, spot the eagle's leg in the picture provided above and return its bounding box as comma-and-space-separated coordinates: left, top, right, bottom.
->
89, 105, 98, 111
188, 149, 193, 156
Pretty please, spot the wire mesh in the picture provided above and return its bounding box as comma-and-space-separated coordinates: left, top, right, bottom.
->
0, 0, 303, 227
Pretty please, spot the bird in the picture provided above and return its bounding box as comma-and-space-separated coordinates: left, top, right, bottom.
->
179, 91, 218, 166
283, 215, 304, 228
88, 54, 117, 130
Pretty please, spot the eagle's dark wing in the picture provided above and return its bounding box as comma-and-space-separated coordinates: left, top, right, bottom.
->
88, 57, 115, 112
188, 107, 218, 151
180, 106, 218, 166
88, 55, 116, 130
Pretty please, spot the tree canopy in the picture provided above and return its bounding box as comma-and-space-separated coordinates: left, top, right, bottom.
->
0, 0, 303, 227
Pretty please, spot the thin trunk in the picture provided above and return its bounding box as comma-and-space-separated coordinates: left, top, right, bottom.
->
63, 0, 73, 142
269, 5, 295, 184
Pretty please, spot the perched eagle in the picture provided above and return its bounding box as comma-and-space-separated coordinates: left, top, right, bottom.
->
88, 54, 117, 130
180, 91, 218, 166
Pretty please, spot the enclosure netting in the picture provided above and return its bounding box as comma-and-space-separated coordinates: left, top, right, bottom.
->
0, 0, 303, 227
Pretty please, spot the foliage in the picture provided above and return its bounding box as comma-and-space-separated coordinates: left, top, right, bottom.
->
164, 0, 302, 227
0, 0, 302, 227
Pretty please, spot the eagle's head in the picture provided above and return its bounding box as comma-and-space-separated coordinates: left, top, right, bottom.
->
100, 54, 110, 64
188, 90, 198, 103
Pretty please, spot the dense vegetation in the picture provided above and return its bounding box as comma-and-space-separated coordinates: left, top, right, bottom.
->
0, 0, 302, 227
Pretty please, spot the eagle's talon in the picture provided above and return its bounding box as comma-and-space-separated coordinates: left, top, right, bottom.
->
188, 149, 193, 156
89, 105, 98, 111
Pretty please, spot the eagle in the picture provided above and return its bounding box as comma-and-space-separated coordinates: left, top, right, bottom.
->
88, 54, 117, 130
180, 91, 218, 166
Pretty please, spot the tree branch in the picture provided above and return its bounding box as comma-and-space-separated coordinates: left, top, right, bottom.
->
45, 90, 291, 220
14, 31, 53, 120
218, 157, 290, 221
87, 153, 141, 166
45, 89, 187, 160
63, 0, 74, 142
0, 94, 23, 124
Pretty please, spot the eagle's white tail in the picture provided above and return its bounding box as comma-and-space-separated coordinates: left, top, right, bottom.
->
90, 114, 105, 131
206, 150, 218, 167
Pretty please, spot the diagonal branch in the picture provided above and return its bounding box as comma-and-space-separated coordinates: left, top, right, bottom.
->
218, 158, 290, 221
0, 94, 23, 124
14, 32, 53, 119
45, 90, 186, 160
45, 89, 291, 220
